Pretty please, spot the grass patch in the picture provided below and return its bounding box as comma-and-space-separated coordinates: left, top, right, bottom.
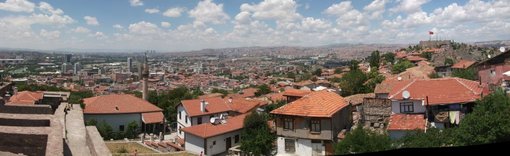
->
106, 142, 156, 154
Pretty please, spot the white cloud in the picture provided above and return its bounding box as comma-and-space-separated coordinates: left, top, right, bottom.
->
84, 16, 99, 26
363, 0, 387, 19
188, 0, 230, 24
129, 0, 143, 7
72, 26, 90, 33
391, 0, 429, 13
145, 8, 160, 14
163, 7, 185, 17
161, 22, 171, 28
240, 0, 301, 22
324, 1, 365, 28
40, 29, 60, 40
128, 21, 160, 34
113, 24, 123, 29
39, 2, 63, 15
94, 32, 107, 40
0, 0, 35, 13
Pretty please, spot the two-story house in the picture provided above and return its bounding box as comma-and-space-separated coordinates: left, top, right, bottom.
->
176, 97, 260, 140
270, 90, 351, 156
377, 78, 488, 139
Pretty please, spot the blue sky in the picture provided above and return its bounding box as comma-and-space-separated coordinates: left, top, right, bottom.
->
0, 0, 508, 52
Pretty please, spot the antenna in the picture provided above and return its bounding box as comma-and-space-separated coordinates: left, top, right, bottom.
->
500, 47, 506, 53
402, 90, 411, 99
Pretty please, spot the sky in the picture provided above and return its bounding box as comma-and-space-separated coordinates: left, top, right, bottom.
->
0, 0, 509, 52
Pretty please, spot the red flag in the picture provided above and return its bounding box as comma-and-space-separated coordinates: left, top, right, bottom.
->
429, 31, 434, 35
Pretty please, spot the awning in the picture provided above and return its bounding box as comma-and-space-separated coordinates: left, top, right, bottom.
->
142, 112, 164, 124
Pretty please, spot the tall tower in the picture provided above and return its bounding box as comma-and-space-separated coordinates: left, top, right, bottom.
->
127, 57, 132, 73
142, 52, 149, 101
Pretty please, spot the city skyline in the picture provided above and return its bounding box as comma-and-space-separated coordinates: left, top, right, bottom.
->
0, 0, 509, 52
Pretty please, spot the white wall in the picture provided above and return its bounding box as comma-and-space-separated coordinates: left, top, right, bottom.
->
276, 137, 313, 156
205, 130, 241, 156
391, 100, 426, 114
84, 113, 140, 132
184, 133, 204, 155
184, 130, 241, 156
177, 105, 191, 139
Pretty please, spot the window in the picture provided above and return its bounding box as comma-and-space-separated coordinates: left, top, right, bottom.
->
179, 111, 182, 120
235, 135, 239, 143
119, 125, 125, 131
400, 102, 414, 113
283, 118, 294, 130
490, 70, 496, 77
213, 141, 216, 145
179, 126, 182, 134
185, 115, 188, 124
197, 117, 202, 125
310, 119, 321, 133
285, 139, 295, 153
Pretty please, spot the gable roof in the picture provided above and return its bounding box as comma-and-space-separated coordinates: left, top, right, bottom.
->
387, 114, 426, 131
282, 89, 311, 97
270, 90, 348, 117
83, 94, 162, 114
181, 114, 247, 138
388, 78, 485, 105
142, 112, 164, 124
181, 97, 232, 117
451, 60, 476, 69
7, 91, 44, 105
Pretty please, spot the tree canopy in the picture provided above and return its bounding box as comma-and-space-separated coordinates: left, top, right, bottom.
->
369, 51, 381, 69
240, 112, 275, 155
451, 68, 477, 80
392, 60, 414, 74
335, 126, 393, 155
255, 84, 272, 97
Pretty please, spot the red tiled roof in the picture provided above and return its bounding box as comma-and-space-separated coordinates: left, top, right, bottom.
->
271, 90, 348, 117
7, 91, 43, 105
142, 112, 164, 124
266, 92, 286, 102
374, 79, 414, 94
282, 89, 311, 97
406, 56, 426, 62
451, 60, 476, 69
229, 98, 260, 114
181, 114, 247, 138
388, 78, 485, 105
387, 114, 426, 131
198, 93, 224, 99
181, 97, 232, 117
83, 94, 162, 114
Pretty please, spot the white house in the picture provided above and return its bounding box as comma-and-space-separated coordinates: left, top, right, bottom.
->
176, 97, 260, 140
83, 94, 164, 133
181, 114, 247, 156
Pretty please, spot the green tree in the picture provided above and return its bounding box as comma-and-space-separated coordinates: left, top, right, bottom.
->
369, 51, 381, 68
428, 72, 440, 79
382, 53, 395, 65
124, 121, 139, 139
96, 120, 113, 140
420, 52, 433, 60
335, 126, 393, 154
392, 60, 414, 74
445, 58, 455, 66
453, 89, 510, 145
69, 90, 94, 104
349, 60, 360, 71
365, 71, 386, 93
334, 68, 343, 74
313, 68, 322, 76
286, 72, 296, 80
211, 88, 229, 97
339, 69, 368, 96
240, 112, 275, 155
255, 84, 271, 97
397, 128, 455, 148
451, 68, 477, 80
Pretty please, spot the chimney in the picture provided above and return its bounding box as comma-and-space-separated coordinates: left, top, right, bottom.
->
200, 99, 206, 112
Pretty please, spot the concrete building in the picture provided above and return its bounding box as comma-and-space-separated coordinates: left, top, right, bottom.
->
181, 114, 247, 156
127, 57, 133, 73
74, 62, 82, 75
271, 90, 352, 156
0, 59, 25, 66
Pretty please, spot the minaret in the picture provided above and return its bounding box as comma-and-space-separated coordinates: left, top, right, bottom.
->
142, 52, 149, 101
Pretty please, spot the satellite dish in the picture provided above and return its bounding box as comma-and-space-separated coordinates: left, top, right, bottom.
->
402, 90, 411, 99
500, 47, 506, 53
210, 117, 216, 124
397, 77, 402, 81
